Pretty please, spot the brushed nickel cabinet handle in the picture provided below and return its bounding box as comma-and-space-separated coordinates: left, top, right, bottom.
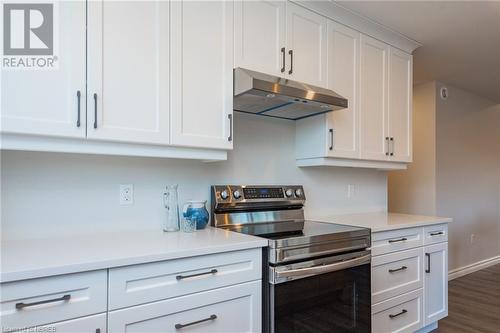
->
389, 266, 408, 273
385, 137, 390, 156
281, 47, 286, 73
288, 49, 293, 75
227, 114, 233, 142
176, 269, 218, 280
93, 93, 98, 129
76, 90, 81, 127
389, 309, 407, 319
16, 294, 71, 310
390, 137, 394, 156
175, 314, 217, 329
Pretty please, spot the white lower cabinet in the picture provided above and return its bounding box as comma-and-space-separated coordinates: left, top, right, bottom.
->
0, 270, 107, 329
371, 224, 448, 333
0, 249, 262, 333
372, 248, 423, 304
108, 280, 261, 333
424, 242, 448, 325
372, 289, 423, 333
39, 313, 107, 333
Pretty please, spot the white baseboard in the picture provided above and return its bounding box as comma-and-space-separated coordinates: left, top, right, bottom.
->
448, 255, 500, 281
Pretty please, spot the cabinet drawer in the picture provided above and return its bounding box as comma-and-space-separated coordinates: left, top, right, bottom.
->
372, 227, 423, 256
108, 280, 261, 333
38, 313, 107, 333
372, 248, 423, 304
372, 289, 423, 333
0, 270, 107, 329
109, 248, 261, 310
423, 224, 448, 245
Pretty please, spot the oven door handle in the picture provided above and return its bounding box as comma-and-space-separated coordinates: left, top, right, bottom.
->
275, 254, 371, 281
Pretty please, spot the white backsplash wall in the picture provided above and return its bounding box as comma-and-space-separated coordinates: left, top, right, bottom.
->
1, 113, 387, 240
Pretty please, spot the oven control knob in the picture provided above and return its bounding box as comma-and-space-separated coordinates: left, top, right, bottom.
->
220, 190, 229, 200
233, 190, 242, 199
295, 189, 303, 197
285, 189, 294, 197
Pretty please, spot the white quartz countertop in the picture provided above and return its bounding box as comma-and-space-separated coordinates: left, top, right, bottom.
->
315, 212, 452, 232
0, 227, 267, 283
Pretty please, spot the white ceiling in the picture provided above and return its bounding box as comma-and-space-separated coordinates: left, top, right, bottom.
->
337, 1, 500, 102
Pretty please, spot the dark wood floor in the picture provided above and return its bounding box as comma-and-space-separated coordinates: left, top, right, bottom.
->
435, 264, 500, 333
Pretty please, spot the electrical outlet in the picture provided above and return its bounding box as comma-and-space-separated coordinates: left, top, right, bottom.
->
347, 184, 355, 199
470, 233, 477, 244
120, 184, 134, 205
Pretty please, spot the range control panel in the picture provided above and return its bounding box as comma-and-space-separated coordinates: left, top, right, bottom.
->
212, 185, 305, 203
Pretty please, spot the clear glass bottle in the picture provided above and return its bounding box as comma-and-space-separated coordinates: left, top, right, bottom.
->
163, 184, 180, 232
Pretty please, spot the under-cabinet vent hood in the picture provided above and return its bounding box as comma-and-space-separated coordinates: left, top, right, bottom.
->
233, 68, 348, 120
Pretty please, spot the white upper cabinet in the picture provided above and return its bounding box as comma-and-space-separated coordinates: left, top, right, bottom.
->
359, 35, 389, 161
325, 21, 360, 159
234, 1, 327, 88
170, 0, 233, 150
285, 2, 327, 87
388, 47, 413, 163
234, 1, 286, 77
87, 0, 170, 145
1, 1, 86, 138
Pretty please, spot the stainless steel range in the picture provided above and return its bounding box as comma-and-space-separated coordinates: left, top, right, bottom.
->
211, 185, 372, 333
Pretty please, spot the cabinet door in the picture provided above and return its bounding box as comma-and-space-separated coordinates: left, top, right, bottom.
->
325, 21, 360, 159
359, 35, 389, 161
108, 281, 261, 333
40, 314, 107, 333
170, 1, 233, 149
388, 47, 413, 162
285, 2, 327, 87
424, 242, 448, 325
1, 1, 86, 138
234, 0, 286, 77
87, 1, 170, 145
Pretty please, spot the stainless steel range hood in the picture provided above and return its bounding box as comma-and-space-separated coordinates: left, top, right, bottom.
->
233, 68, 348, 120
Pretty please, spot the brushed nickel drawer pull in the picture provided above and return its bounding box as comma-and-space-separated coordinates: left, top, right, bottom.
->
388, 266, 408, 273
176, 269, 218, 280
16, 294, 71, 310
388, 237, 407, 243
175, 314, 217, 329
430, 231, 444, 236
389, 309, 407, 319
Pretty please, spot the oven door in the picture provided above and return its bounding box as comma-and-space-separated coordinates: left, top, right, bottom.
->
268, 250, 371, 333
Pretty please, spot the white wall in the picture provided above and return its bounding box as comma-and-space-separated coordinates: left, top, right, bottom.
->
1, 112, 387, 240
435, 82, 500, 270
389, 81, 500, 271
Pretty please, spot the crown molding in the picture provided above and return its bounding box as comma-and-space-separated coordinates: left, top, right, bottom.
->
292, 0, 422, 54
